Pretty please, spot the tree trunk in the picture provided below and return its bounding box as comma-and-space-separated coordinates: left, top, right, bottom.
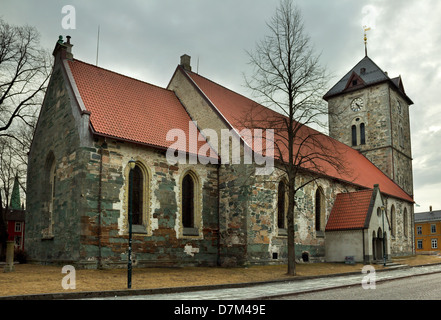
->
286, 163, 296, 275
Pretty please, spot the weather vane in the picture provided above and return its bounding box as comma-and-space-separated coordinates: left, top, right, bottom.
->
363, 26, 371, 56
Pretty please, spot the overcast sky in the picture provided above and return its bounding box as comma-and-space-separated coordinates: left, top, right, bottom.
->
2, 0, 440, 213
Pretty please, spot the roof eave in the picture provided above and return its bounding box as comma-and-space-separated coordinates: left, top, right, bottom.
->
89, 126, 220, 163
323, 79, 414, 105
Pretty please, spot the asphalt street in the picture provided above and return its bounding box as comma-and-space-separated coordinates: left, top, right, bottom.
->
278, 271, 441, 300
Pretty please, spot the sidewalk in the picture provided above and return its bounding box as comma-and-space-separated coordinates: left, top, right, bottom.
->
85, 263, 441, 300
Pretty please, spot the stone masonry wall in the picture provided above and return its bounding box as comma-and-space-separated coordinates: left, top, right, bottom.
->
244, 166, 361, 265
328, 83, 413, 196
80, 137, 219, 268
245, 166, 413, 264
26, 63, 90, 264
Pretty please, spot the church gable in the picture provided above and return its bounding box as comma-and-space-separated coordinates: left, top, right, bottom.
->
343, 71, 366, 91
27, 43, 90, 259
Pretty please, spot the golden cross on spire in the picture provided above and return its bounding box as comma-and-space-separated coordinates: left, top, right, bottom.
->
363, 26, 371, 56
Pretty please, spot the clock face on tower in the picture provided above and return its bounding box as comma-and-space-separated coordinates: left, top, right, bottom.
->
350, 97, 363, 111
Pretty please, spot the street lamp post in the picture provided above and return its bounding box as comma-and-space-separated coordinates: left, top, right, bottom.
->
127, 159, 136, 289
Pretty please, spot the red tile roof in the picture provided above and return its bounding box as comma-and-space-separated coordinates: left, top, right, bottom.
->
183, 68, 413, 203
66, 59, 213, 158
325, 189, 374, 231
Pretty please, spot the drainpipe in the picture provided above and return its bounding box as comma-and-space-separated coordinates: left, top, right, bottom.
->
362, 228, 366, 264
388, 86, 395, 180
217, 164, 221, 266
97, 139, 106, 269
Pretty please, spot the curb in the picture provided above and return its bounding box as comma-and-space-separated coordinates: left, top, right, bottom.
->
2, 262, 441, 300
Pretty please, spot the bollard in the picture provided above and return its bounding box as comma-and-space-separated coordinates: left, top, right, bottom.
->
4, 241, 15, 272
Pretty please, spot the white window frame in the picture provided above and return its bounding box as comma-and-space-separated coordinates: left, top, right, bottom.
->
14, 222, 22, 232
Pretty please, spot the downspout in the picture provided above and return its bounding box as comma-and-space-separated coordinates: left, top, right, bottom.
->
217, 163, 221, 266
362, 228, 366, 264
388, 86, 395, 180
97, 139, 106, 269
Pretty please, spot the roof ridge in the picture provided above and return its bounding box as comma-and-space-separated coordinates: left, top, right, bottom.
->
186, 68, 331, 138
186, 69, 255, 104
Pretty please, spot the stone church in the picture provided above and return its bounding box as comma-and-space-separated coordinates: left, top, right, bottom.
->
25, 36, 415, 268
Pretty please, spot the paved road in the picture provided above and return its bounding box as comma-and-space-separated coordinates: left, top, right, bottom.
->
85, 264, 441, 300
277, 271, 441, 300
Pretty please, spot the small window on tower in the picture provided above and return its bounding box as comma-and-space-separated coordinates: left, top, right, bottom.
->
360, 123, 366, 145
351, 125, 357, 146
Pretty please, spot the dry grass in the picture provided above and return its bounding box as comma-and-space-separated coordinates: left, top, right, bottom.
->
0, 254, 440, 297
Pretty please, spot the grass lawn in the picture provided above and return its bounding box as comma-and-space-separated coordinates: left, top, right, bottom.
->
0, 254, 440, 297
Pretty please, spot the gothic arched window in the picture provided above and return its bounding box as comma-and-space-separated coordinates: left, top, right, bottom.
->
360, 123, 366, 145
315, 187, 325, 232
277, 181, 286, 230
182, 173, 195, 228
351, 125, 357, 146
403, 208, 408, 237
44, 152, 56, 237
390, 205, 396, 237
127, 161, 149, 232
130, 165, 143, 225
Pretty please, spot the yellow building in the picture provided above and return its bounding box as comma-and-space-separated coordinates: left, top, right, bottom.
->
415, 208, 441, 253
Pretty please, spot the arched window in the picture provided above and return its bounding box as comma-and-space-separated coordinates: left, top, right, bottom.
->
126, 161, 149, 232
182, 173, 195, 229
400, 126, 404, 148
277, 181, 286, 230
351, 125, 357, 146
360, 123, 366, 145
403, 208, 408, 237
390, 205, 395, 237
44, 152, 56, 237
315, 187, 325, 232
130, 165, 143, 225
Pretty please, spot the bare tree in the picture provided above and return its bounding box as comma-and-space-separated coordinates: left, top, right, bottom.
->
244, 0, 348, 275
0, 18, 51, 134
0, 18, 51, 256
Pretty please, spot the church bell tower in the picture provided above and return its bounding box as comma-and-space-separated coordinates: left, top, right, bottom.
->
323, 53, 414, 197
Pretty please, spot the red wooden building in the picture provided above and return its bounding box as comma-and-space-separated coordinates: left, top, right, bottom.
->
5, 208, 25, 251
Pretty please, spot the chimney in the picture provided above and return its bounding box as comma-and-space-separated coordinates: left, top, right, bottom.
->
180, 54, 191, 72
430, 205, 433, 212
64, 35, 73, 59
52, 35, 73, 60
